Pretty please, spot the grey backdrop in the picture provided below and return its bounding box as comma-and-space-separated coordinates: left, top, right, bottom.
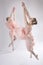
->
0, 0, 43, 65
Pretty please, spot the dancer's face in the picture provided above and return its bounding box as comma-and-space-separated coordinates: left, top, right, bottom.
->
30, 18, 37, 25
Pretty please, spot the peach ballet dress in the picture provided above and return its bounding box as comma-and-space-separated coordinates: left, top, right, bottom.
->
6, 18, 34, 51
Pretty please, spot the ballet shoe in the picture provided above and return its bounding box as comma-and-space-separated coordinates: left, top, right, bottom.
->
8, 43, 11, 47
36, 55, 39, 60
30, 54, 32, 58
12, 47, 14, 51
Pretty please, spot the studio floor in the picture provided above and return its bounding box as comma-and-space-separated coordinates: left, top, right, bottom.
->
0, 41, 43, 65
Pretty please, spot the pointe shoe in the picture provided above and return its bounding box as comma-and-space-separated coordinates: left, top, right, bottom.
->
12, 47, 14, 51
8, 44, 11, 47
30, 54, 32, 58
36, 55, 39, 60
8, 43, 12, 47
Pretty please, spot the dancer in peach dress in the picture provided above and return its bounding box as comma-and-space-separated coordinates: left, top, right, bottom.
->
6, 7, 25, 50
6, 7, 18, 50
22, 2, 39, 60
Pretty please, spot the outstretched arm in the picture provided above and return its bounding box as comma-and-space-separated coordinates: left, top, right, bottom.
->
24, 10, 29, 25
10, 7, 15, 20
22, 2, 31, 19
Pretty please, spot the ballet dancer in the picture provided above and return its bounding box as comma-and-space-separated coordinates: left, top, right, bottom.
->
6, 7, 18, 51
22, 2, 39, 60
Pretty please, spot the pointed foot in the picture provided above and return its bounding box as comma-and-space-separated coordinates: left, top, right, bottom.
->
36, 55, 39, 60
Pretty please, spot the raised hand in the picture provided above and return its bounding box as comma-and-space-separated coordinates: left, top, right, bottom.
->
12, 7, 15, 13
22, 2, 31, 20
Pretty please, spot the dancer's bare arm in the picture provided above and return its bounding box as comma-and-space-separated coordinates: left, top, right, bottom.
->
24, 11, 29, 25
10, 7, 15, 20
22, 2, 31, 19
22, 2, 31, 25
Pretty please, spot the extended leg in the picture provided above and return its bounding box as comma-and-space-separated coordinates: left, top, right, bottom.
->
26, 36, 39, 60
9, 32, 16, 51
29, 50, 39, 60
30, 51, 32, 58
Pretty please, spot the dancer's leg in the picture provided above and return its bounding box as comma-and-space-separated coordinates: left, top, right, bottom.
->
9, 32, 16, 51
26, 35, 39, 60
29, 50, 39, 60
9, 36, 16, 51
30, 52, 32, 58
